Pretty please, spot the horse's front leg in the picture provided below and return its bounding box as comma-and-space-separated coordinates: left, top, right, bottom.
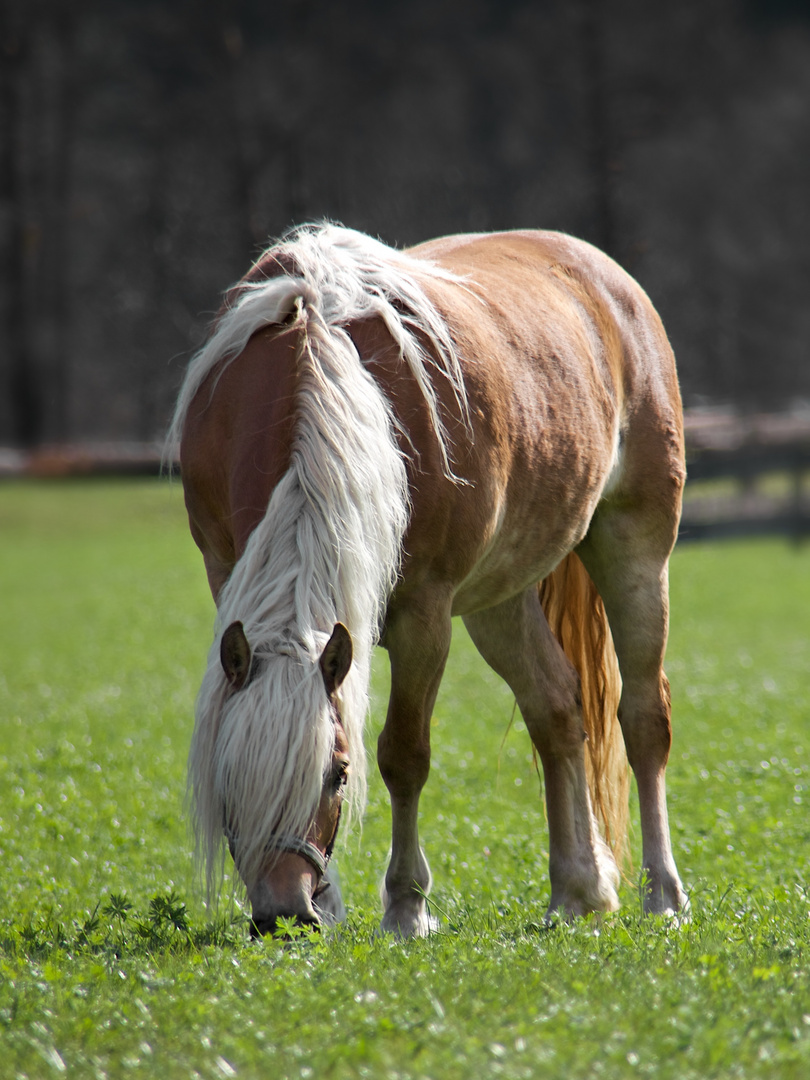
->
377, 596, 452, 938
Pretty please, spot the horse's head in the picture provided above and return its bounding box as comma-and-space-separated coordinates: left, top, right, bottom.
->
218, 620, 354, 937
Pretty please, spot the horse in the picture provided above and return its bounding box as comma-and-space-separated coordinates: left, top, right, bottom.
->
169, 224, 688, 938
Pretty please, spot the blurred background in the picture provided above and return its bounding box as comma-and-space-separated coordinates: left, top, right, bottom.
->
1, 0, 809, 453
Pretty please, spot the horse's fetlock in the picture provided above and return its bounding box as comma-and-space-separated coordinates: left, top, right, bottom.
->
548, 850, 621, 917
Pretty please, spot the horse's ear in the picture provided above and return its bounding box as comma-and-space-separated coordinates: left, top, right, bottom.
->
319, 623, 353, 697
221, 621, 252, 690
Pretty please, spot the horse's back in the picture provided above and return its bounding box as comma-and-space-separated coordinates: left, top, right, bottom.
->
412, 230, 681, 434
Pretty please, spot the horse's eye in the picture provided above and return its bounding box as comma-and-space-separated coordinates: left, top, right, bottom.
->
332, 763, 349, 790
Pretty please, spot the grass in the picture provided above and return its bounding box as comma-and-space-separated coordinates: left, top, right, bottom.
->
2, 479, 810, 1078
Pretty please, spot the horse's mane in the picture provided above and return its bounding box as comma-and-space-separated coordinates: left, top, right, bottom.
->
171, 224, 467, 896
168, 224, 467, 476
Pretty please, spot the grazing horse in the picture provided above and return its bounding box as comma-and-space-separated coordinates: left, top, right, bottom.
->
170, 224, 687, 937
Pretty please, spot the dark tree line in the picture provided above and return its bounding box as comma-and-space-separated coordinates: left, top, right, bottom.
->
1, 0, 809, 447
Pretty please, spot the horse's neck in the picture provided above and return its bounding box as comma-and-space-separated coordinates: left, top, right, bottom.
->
180, 327, 300, 586
223, 312, 410, 645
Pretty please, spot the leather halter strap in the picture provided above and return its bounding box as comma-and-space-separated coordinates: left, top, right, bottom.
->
226, 803, 342, 888
268, 835, 329, 878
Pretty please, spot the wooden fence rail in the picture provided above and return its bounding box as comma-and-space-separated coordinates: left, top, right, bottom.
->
679, 428, 810, 543
3, 414, 810, 545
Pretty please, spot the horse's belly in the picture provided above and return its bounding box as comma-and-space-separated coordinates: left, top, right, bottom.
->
449, 495, 597, 616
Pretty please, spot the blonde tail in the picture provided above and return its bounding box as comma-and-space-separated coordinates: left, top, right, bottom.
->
538, 552, 629, 871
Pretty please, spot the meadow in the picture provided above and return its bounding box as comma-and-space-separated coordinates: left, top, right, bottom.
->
1, 479, 809, 1079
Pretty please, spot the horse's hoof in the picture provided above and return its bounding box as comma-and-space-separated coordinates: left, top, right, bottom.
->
378, 907, 437, 939
641, 874, 690, 920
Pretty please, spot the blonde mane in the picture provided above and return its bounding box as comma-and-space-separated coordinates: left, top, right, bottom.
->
172, 224, 467, 896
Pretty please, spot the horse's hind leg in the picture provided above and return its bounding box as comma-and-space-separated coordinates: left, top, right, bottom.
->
464, 588, 620, 919
578, 509, 688, 915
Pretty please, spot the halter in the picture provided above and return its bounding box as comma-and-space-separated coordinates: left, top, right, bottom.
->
225, 801, 342, 898
267, 834, 330, 878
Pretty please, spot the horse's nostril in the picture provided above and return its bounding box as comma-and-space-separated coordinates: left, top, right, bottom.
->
249, 917, 272, 939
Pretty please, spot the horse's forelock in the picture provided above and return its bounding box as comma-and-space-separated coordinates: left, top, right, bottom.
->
209, 651, 333, 891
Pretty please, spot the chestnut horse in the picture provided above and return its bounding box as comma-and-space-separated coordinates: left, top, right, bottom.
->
170, 224, 687, 937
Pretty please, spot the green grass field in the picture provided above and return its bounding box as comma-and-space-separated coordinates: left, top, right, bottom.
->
2, 479, 810, 1079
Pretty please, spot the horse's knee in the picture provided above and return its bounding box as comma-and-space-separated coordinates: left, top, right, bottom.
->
377, 726, 430, 798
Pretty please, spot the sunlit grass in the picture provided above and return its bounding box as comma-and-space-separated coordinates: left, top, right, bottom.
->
2, 480, 810, 1078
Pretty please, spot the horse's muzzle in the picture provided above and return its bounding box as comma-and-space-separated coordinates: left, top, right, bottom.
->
250, 906, 322, 939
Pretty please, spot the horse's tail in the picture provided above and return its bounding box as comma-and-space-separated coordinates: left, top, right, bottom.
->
538, 551, 629, 872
